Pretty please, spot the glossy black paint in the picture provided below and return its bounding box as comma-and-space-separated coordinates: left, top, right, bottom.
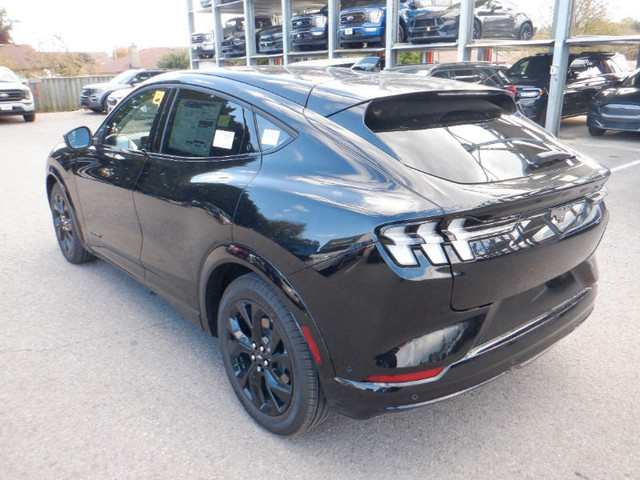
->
507, 53, 630, 124
408, 0, 533, 43
587, 68, 640, 134
47, 67, 609, 420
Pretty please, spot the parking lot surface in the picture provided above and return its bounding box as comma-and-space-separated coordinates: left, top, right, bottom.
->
1, 111, 639, 479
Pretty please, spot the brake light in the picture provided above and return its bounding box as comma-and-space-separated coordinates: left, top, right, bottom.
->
379, 221, 447, 267
506, 85, 517, 96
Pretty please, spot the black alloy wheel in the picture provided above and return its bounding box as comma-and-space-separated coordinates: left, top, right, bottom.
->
218, 273, 328, 435
473, 19, 482, 39
519, 22, 533, 41
49, 183, 94, 264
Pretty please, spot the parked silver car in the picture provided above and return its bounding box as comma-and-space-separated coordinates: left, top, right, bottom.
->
0, 66, 36, 122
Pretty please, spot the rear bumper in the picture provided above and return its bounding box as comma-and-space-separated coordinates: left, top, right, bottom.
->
324, 285, 596, 419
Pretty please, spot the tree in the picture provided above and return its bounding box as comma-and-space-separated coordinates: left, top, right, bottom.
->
157, 48, 190, 69
0, 7, 15, 44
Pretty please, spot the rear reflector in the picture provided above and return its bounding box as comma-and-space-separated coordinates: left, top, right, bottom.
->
364, 366, 445, 383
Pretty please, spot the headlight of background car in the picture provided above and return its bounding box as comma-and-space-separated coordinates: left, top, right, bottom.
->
23, 89, 33, 101
313, 16, 327, 28
368, 9, 383, 23
232, 37, 244, 45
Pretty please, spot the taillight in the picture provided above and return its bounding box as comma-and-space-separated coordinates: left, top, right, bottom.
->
506, 85, 517, 96
379, 221, 447, 267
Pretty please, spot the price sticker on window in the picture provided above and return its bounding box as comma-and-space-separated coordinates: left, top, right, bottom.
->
213, 130, 235, 150
261, 128, 281, 147
152, 90, 165, 105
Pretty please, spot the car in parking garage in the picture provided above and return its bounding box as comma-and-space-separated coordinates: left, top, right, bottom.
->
587, 67, 640, 136
291, 6, 329, 51
506, 52, 630, 124
258, 25, 284, 54
221, 16, 274, 57
388, 61, 511, 87
48, 68, 609, 435
407, 0, 534, 43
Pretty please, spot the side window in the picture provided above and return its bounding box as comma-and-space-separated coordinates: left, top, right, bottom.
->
255, 114, 292, 151
103, 88, 167, 150
431, 70, 450, 79
163, 89, 256, 158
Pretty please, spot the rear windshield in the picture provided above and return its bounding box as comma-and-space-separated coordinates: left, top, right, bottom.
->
365, 95, 572, 184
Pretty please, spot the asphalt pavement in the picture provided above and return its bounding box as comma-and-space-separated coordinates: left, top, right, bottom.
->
1, 111, 638, 480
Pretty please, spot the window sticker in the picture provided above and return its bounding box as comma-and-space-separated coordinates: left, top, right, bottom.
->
217, 115, 231, 128
152, 90, 165, 106
261, 128, 281, 147
168, 99, 223, 156
213, 130, 235, 150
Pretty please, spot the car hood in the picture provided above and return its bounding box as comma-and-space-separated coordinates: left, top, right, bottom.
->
260, 25, 283, 37
593, 86, 640, 105
341, 5, 385, 13
417, 7, 460, 20
0, 81, 29, 92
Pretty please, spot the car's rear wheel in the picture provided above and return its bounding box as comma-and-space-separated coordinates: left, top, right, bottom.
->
49, 183, 95, 264
588, 126, 606, 136
217, 273, 328, 435
473, 19, 482, 39
518, 22, 533, 40
23, 113, 36, 122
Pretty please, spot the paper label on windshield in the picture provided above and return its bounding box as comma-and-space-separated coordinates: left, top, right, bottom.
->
152, 90, 165, 105
261, 128, 280, 147
213, 130, 235, 150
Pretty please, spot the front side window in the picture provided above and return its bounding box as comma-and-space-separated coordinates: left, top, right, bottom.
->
163, 89, 255, 158
103, 88, 168, 150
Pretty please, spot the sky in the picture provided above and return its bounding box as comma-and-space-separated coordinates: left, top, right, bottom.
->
2, 0, 639, 54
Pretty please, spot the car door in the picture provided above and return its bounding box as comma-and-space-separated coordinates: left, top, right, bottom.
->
564, 58, 608, 116
133, 87, 262, 315
73, 86, 170, 279
481, 1, 514, 37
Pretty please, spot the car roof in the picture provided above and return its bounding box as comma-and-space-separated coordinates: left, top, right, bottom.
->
390, 62, 505, 71
149, 66, 510, 117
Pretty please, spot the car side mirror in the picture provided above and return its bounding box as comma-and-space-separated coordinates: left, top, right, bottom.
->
64, 126, 92, 150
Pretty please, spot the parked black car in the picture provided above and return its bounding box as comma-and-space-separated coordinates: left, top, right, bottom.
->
388, 61, 511, 87
587, 68, 640, 136
0, 66, 36, 122
80, 69, 166, 113
291, 6, 329, 51
408, 0, 533, 43
221, 16, 273, 57
258, 25, 284, 54
506, 52, 630, 124
48, 68, 609, 435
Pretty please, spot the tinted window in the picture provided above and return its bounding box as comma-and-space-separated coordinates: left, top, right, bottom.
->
508, 57, 551, 77
103, 88, 167, 150
255, 114, 292, 151
431, 70, 450, 79
163, 89, 255, 158
450, 69, 483, 83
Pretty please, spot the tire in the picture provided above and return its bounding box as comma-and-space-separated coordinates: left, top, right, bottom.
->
23, 113, 36, 122
588, 126, 606, 136
49, 183, 95, 264
473, 19, 482, 39
217, 273, 328, 435
518, 22, 533, 41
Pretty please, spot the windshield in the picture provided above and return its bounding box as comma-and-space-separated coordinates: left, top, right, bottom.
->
0, 68, 21, 83
508, 56, 551, 77
111, 70, 138, 84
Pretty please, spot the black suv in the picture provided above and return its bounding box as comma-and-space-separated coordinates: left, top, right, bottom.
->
506, 52, 630, 124
221, 16, 274, 57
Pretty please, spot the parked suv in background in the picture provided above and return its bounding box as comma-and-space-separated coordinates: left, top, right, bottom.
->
0, 66, 36, 122
80, 69, 166, 113
506, 52, 630, 124
339, 0, 451, 48
408, 0, 533, 43
291, 6, 329, 51
191, 31, 215, 59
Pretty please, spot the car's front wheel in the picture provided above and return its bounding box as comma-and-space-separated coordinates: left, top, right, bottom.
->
23, 113, 36, 122
217, 273, 328, 435
518, 22, 533, 41
49, 183, 95, 264
588, 126, 606, 136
